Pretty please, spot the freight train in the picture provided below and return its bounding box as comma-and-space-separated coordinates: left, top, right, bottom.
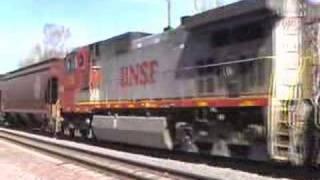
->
1, 0, 320, 165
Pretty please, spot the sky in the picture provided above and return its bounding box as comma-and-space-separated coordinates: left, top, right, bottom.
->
0, 0, 238, 73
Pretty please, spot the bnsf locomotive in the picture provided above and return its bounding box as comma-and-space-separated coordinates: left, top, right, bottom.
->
1, 0, 320, 165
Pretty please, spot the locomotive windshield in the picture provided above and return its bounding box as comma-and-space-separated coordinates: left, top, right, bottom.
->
65, 55, 77, 73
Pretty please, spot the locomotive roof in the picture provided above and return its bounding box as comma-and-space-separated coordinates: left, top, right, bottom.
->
68, 32, 151, 55
183, 0, 284, 29
88, 32, 151, 47
184, 0, 320, 30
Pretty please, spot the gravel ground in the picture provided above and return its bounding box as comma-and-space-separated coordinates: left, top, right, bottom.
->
0, 139, 115, 180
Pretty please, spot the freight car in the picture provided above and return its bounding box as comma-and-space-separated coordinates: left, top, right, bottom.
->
0, 58, 63, 131
1, 0, 320, 166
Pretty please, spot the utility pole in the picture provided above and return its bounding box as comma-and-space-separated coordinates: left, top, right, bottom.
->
212, 0, 219, 8
194, 0, 221, 13
165, 0, 172, 30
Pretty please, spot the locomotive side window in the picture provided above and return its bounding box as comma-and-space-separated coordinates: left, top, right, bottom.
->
78, 55, 84, 67
206, 58, 214, 74
65, 58, 71, 72
207, 77, 214, 93
196, 58, 215, 76
257, 60, 266, 86
239, 56, 251, 91
233, 21, 266, 42
211, 20, 267, 48
211, 29, 231, 47
198, 79, 205, 94
95, 44, 100, 57
65, 56, 76, 73
196, 60, 206, 76
196, 58, 217, 94
71, 58, 76, 70
89, 44, 100, 57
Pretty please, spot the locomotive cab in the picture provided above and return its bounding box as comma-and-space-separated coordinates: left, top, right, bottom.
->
60, 45, 103, 137
62, 47, 92, 108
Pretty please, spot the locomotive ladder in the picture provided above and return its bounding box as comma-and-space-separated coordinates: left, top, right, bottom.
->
270, 97, 301, 162
270, 55, 307, 164
269, 3, 309, 163
271, 101, 290, 161
270, 58, 308, 164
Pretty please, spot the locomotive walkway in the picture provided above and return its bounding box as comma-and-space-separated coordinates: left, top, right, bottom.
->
0, 127, 289, 180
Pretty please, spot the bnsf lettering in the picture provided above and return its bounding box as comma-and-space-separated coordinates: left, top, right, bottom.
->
121, 60, 158, 87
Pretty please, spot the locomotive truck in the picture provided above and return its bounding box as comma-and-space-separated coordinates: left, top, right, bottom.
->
1, 0, 320, 165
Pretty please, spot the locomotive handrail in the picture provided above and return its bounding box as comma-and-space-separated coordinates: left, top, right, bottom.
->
180, 56, 275, 71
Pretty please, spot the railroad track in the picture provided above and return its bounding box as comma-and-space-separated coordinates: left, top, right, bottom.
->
1, 127, 320, 180
0, 127, 219, 180
54, 133, 320, 180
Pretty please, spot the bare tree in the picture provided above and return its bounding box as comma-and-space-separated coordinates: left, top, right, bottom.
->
20, 24, 71, 67
42, 23, 71, 58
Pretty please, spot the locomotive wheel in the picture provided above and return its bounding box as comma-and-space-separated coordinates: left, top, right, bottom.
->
89, 128, 98, 142
80, 129, 88, 139
69, 128, 75, 138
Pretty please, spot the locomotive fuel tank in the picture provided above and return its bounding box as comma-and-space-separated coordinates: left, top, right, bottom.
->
92, 115, 173, 150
